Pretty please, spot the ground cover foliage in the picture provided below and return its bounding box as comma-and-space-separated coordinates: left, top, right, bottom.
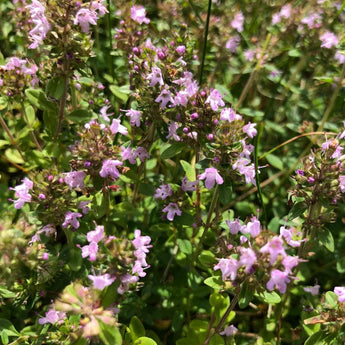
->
1, 0, 345, 344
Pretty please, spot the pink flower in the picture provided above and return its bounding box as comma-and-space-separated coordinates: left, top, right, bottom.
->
226, 219, 243, 235
62, 211, 82, 229
243, 122, 257, 138
154, 184, 172, 200
79, 201, 90, 214
87, 225, 104, 243
334, 287, 345, 302
260, 236, 286, 265
124, 109, 142, 127
282, 255, 300, 274
155, 88, 174, 109
146, 66, 164, 87
118, 274, 139, 294
109, 118, 128, 136
231, 12, 244, 32
39, 308, 66, 325
335, 51, 345, 64
121, 146, 137, 164
100, 105, 113, 122
226, 35, 241, 53
162, 203, 182, 221
245, 216, 261, 237
320, 31, 339, 49
198, 167, 224, 189
176, 45, 186, 55
279, 226, 302, 247
220, 108, 242, 122
205, 89, 225, 111
304, 285, 320, 296
166, 122, 181, 141
81, 241, 98, 261
220, 325, 238, 336
64, 171, 86, 189
239, 247, 257, 273
267, 269, 290, 293
88, 273, 115, 290
99, 159, 123, 179
134, 147, 149, 162
214, 258, 239, 281
74, 8, 98, 33
340, 176, 345, 193
181, 177, 197, 192
10, 177, 33, 209
131, 5, 150, 24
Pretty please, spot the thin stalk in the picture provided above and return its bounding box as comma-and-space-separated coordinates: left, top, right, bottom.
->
21, 104, 42, 152
193, 185, 219, 260
317, 61, 345, 132
198, 0, 212, 85
203, 293, 239, 345
106, 0, 114, 80
236, 33, 271, 109
0, 114, 25, 161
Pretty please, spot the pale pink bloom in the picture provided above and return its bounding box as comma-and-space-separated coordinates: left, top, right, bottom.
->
301, 12, 322, 29
146, 66, 164, 87
81, 241, 98, 261
214, 258, 239, 281
121, 146, 136, 164
39, 308, 66, 325
232, 158, 256, 185
10, 177, 33, 209
240, 140, 254, 159
117, 274, 139, 294
79, 201, 90, 214
304, 285, 320, 296
74, 8, 98, 33
282, 255, 300, 274
176, 45, 186, 55
243, 122, 257, 138
100, 105, 113, 122
320, 31, 339, 49
335, 51, 345, 64
220, 108, 242, 122
88, 273, 115, 290
166, 122, 181, 141
173, 91, 189, 107
87, 225, 104, 243
181, 177, 197, 192
205, 89, 225, 111
226, 219, 243, 235
99, 159, 123, 179
267, 269, 290, 293
124, 109, 142, 127
239, 247, 257, 273
334, 287, 345, 302
226, 35, 240, 53
279, 226, 302, 247
134, 147, 149, 162
131, 5, 150, 24
110, 118, 128, 136
245, 216, 261, 237
155, 89, 174, 109
231, 12, 244, 32
91, 0, 108, 15
244, 49, 255, 62
162, 203, 182, 221
62, 211, 82, 229
64, 171, 86, 189
198, 167, 224, 189
154, 184, 172, 200
220, 325, 238, 336
260, 236, 286, 265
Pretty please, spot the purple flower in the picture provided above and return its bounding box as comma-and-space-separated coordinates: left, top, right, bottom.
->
99, 159, 123, 179
109, 118, 128, 136
226, 219, 243, 235
154, 184, 172, 200
231, 12, 244, 32
87, 225, 104, 243
118, 273, 139, 294
334, 287, 345, 302
134, 147, 149, 162
340, 176, 345, 193
243, 122, 257, 138
304, 285, 320, 296
245, 216, 261, 237
162, 203, 182, 221
176, 45, 186, 55
121, 146, 137, 164
198, 167, 224, 189
38, 308, 66, 325
239, 247, 257, 273
181, 177, 197, 192
320, 31, 339, 49
279, 226, 302, 247
79, 201, 90, 214
301, 12, 322, 29
214, 258, 239, 281
205, 89, 225, 111
132, 230, 152, 277
74, 8, 98, 33
81, 241, 98, 261
100, 105, 113, 122
260, 236, 286, 265
220, 325, 238, 336
62, 211, 82, 229
282, 255, 300, 274
124, 109, 142, 127
226, 35, 241, 53
155, 88, 174, 109
26, 0, 51, 49
220, 107, 242, 122
10, 177, 33, 209
232, 158, 256, 185
166, 122, 181, 141
266, 269, 290, 293
146, 66, 164, 87
131, 5, 150, 24
64, 171, 86, 189
335, 51, 345, 64
88, 273, 116, 290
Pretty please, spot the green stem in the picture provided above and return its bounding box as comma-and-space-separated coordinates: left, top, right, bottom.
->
198, 0, 212, 85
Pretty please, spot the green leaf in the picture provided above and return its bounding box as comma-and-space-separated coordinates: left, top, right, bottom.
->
25, 89, 58, 112
92, 191, 109, 219
238, 281, 253, 308
98, 321, 122, 345
1, 330, 9, 345
43, 110, 58, 136
129, 316, 145, 341
198, 250, 215, 268
258, 291, 281, 304
25, 105, 36, 126
5, 148, 24, 164
218, 183, 233, 205
0, 286, 16, 298
288, 201, 307, 220
161, 142, 185, 159
68, 109, 93, 123
336, 257, 345, 273
67, 248, 82, 272
109, 85, 131, 102
325, 291, 338, 309
318, 228, 334, 252
46, 77, 65, 100
204, 276, 223, 291
266, 153, 283, 170
0, 319, 19, 337
288, 49, 301, 57
177, 239, 192, 255
138, 183, 155, 196
304, 331, 326, 345
134, 337, 157, 345
180, 160, 196, 181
